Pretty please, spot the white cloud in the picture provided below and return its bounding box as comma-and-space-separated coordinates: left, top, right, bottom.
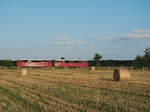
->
132, 29, 150, 33
55, 41, 73, 45
125, 33, 150, 39
53, 37, 69, 41
76, 41, 87, 45
124, 29, 150, 39
104, 29, 150, 43
52, 35, 87, 46
52, 36, 73, 45
104, 37, 116, 40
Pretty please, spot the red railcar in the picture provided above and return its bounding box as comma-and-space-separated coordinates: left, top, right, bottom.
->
54, 59, 88, 68
17, 59, 52, 67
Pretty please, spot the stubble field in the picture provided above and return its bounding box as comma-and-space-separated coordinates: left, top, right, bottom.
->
0, 69, 150, 112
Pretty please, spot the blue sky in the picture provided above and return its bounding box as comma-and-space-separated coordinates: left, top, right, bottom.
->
0, 0, 150, 60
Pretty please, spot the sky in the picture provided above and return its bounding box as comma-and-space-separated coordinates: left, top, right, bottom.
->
0, 0, 150, 60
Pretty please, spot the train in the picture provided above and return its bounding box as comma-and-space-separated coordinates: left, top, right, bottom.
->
17, 59, 88, 68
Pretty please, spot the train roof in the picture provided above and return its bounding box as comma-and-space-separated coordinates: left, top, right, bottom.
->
18, 59, 52, 61
17, 59, 88, 61
55, 59, 88, 61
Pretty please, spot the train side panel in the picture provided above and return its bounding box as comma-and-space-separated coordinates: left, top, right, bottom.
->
17, 60, 53, 67
54, 61, 88, 68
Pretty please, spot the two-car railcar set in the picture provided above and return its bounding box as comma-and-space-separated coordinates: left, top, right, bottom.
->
17, 59, 88, 68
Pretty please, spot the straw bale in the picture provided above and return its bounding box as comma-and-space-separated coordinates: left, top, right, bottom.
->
113, 69, 130, 81
21, 68, 28, 76
91, 67, 95, 71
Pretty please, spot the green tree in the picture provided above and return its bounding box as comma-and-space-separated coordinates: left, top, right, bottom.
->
93, 53, 102, 68
1, 60, 13, 68
144, 48, 150, 66
132, 48, 150, 68
133, 55, 146, 68
144, 48, 150, 58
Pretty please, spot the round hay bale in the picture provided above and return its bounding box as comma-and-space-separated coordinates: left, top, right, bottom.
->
21, 68, 28, 76
91, 67, 95, 71
113, 69, 130, 81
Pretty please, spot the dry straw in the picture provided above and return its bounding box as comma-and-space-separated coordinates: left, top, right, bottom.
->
91, 67, 95, 71
21, 68, 28, 76
113, 68, 130, 81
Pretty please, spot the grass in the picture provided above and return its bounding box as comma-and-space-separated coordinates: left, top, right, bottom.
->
0, 69, 150, 112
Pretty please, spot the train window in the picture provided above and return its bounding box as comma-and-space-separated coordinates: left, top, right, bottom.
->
59, 61, 64, 63
74, 61, 79, 63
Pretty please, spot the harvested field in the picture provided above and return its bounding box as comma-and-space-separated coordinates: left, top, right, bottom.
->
0, 69, 150, 112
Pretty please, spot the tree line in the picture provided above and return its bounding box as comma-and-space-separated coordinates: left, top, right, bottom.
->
0, 59, 133, 68
132, 48, 150, 68
91, 48, 150, 68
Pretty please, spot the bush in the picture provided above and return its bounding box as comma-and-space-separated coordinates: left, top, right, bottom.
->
1, 60, 13, 68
